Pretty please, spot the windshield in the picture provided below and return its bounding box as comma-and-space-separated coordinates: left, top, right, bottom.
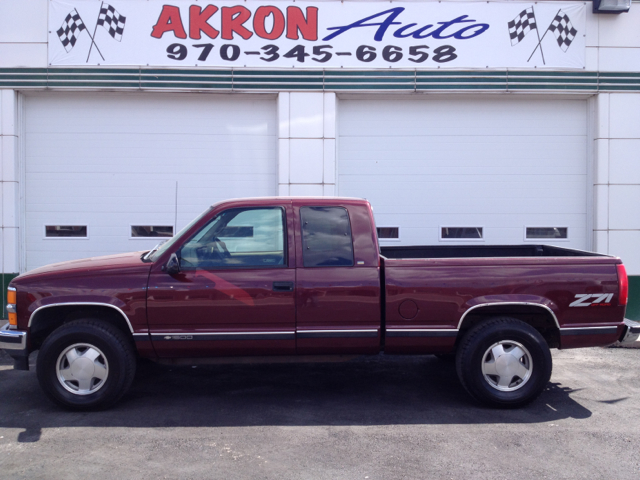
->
146, 207, 214, 262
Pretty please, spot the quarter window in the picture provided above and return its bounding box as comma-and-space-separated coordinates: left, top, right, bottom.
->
301, 206, 354, 267
179, 207, 285, 269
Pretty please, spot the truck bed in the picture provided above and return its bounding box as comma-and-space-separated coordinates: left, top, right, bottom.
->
380, 244, 605, 259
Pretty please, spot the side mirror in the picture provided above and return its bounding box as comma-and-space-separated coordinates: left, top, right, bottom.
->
165, 253, 180, 275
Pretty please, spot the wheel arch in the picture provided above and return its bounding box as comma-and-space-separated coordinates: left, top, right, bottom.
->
29, 303, 133, 350
457, 303, 561, 348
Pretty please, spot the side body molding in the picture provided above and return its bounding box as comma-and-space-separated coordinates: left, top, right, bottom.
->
28, 302, 134, 333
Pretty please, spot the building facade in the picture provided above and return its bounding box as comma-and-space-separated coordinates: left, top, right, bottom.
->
1, 0, 640, 318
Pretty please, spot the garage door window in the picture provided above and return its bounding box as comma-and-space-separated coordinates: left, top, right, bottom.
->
377, 227, 399, 240
45, 226, 87, 238
440, 227, 483, 241
131, 226, 174, 238
525, 227, 568, 240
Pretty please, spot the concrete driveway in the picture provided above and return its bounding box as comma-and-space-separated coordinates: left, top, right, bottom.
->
0, 346, 639, 479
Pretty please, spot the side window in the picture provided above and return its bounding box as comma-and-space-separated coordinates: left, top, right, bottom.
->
179, 207, 286, 269
301, 206, 354, 267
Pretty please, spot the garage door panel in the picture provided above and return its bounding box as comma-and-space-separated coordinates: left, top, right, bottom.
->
27, 137, 275, 174
25, 93, 276, 271
341, 177, 586, 204
339, 140, 586, 176
339, 97, 588, 249
28, 96, 276, 136
340, 99, 587, 137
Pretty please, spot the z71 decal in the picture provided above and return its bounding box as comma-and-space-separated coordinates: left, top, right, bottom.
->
569, 293, 614, 307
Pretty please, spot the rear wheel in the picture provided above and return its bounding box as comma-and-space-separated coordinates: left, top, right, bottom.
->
456, 317, 552, 408
37, 319, 136, 410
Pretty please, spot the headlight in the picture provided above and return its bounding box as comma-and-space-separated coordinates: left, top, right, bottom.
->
6, 287, 16, 327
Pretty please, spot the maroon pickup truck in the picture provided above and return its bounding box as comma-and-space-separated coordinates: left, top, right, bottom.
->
2, 197, 639, 410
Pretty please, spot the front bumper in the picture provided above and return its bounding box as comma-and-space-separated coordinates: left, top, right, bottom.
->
619, 318, 640, 345
0, 322, 29, 370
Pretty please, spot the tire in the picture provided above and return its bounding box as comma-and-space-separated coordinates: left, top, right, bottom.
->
455, 317, 552, 408
36, 319, 137, 410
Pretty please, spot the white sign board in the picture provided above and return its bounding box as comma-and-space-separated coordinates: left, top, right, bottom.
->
49, 0, 586, 69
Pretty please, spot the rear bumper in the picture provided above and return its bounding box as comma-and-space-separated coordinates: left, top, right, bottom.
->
0, 322, 29, 370
619, 318, 640, 345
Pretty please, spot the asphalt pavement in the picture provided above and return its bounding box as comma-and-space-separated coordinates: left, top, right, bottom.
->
0, 345, 639, 480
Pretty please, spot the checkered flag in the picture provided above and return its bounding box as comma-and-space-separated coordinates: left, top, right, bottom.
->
56, 9, 87, 52
548, 10, 577, 52
508, 8, 537, 46
97, 4, 126, 41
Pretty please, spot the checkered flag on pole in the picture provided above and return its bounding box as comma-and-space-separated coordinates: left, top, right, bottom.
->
548, 10, 577, 52
97, 3, 126, 41
56, 9, 87, 52
508, 7, 537, 46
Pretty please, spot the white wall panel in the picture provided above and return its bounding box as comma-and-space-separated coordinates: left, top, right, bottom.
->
2, 181, 17, 227
609, 94, 640, 138
610, 231, 640, 273
594, 230, 608, 255
586, 47, 598, 71
289, 139, 323, 183
24, 93, 276, 271
595, 184, 609, 230
289, 93, 324, 139
290, 184, 323, 196
0, 0, 48, 43
339, 96, 588, 249
0, 44, 47, 68
599, 8, 640, 48
609, 186, 640, 230
2, 227, 17, 273
599, 47, 640, 73
594, 139, 609, 185
585, 11, 599, 48
0, 90, 16, 136
610, 139, 640, 184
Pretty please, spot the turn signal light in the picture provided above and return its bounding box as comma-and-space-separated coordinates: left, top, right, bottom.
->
617, 264, 628, 306
6, 287, 17, 325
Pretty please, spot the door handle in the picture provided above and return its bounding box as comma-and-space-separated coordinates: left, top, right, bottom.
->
273, 281, 294, 292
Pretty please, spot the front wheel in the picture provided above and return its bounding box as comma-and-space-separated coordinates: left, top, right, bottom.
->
37, 319, 136, 410
456, 317, 552, 408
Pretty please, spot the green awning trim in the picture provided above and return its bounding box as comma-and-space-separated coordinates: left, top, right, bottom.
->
0, 68, 639, 92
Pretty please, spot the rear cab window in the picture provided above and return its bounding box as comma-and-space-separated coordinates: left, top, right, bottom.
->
300, 206, 354, 267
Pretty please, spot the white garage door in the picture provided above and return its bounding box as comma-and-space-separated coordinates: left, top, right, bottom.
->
25, 93, 276, 271
338, 96, 588, 249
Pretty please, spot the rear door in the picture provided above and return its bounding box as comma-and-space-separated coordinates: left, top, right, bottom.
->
294, 201, 381, 354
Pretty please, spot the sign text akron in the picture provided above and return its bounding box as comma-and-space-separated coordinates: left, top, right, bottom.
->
150, 5, 488, 65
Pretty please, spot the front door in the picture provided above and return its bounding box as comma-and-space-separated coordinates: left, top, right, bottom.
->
147, 203, 296, 357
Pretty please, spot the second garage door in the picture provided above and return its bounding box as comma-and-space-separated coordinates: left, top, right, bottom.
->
24, 93, 277, 271
338, 96, 588, 250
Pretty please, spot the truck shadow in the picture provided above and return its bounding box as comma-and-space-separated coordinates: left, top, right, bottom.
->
0, 353, 591, 442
